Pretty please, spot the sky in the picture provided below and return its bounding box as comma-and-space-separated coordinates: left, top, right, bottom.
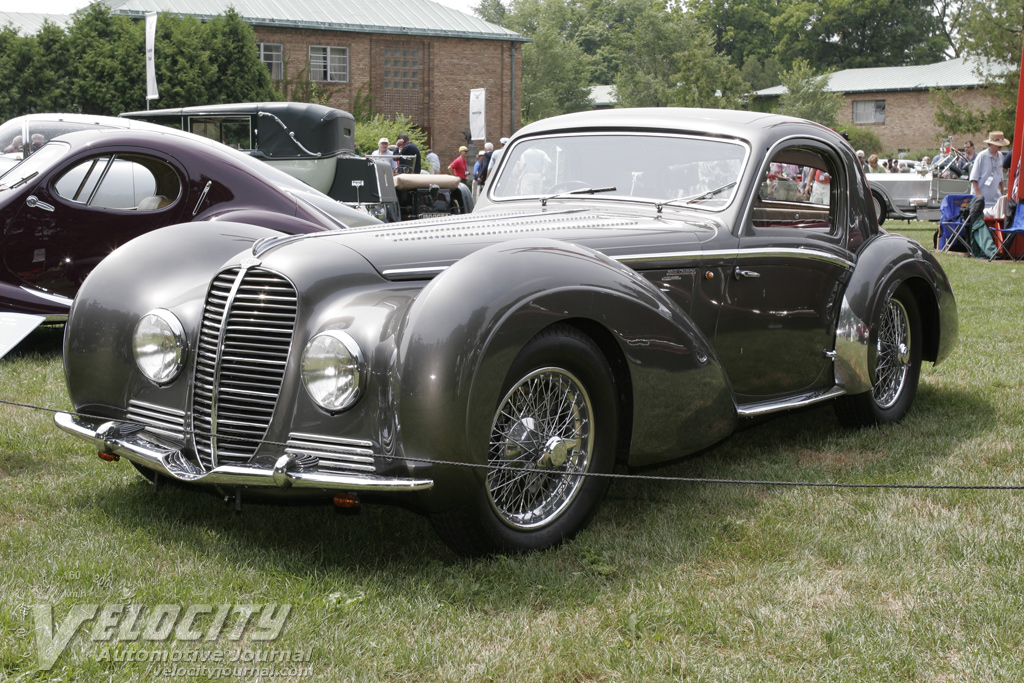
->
0, 0, 482, 16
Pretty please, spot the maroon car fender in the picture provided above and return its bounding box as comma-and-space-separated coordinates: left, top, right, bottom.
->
392, 238, 737, 493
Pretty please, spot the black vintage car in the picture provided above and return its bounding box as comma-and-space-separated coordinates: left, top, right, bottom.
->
0, 119, 378, 322
56, 108, 957, 556
120, 102, 473, 222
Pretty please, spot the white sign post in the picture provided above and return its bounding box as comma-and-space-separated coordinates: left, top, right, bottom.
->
145, 12, 159, 106
469, 88, 486, 141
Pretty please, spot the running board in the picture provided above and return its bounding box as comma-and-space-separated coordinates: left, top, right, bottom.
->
736, 386, 846, 418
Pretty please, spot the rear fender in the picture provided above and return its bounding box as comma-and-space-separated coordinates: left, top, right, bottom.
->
836, 233, 957, 394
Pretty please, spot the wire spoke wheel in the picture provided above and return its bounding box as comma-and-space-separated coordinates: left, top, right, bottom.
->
487, 368, 593, 530
872, 297, 911, 409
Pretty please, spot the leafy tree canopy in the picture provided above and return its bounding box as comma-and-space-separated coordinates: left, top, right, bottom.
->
775, 59, 843, 128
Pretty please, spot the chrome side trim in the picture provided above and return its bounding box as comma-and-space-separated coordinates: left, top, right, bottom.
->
381, 265, 449, 279
736, 386, 846, 418
20, 286, 75, 306
54, 412, 433, 492
615, 247, 854, 269
833, 294, 872, 394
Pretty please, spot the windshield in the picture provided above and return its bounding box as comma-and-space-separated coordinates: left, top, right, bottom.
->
490, 133, 748, 210
0, 142, 70, 189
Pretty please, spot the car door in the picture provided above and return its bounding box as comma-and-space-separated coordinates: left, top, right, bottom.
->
713, 140, 855, 402
3, 149, 187, 299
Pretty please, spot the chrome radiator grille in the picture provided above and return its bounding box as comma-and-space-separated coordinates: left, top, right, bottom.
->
192, 266, 298, 470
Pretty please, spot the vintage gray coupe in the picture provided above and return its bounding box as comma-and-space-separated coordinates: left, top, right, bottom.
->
56, 108, 958, 556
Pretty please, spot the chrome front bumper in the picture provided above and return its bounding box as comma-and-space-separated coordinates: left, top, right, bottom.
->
54, 412, 434, 492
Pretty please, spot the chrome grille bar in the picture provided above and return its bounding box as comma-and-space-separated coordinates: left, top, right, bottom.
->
191, 266, 297, 470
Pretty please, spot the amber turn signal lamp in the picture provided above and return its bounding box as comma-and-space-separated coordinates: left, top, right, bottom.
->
98, 451, 120, 462
333, 492, 360, 509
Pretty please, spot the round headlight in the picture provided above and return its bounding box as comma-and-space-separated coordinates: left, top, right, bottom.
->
301, 330, 364, 412
133, 309, 187, 385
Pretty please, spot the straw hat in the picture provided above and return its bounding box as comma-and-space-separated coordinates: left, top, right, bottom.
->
983, 131, 1009, 147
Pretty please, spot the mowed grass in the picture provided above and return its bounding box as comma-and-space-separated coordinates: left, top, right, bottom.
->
1, 221, 1023, 682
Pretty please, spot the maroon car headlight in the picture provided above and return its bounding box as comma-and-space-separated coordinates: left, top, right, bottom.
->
301, 330, 364, 412
132, 309, 187, 385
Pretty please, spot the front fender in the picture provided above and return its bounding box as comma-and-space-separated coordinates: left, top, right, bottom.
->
393, 239, 736, 502
836, 233, 958, 394
64, 222, 282, 415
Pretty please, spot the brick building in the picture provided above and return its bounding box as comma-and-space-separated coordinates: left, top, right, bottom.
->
106, 0, 527, 159
754, 57, 1011, 153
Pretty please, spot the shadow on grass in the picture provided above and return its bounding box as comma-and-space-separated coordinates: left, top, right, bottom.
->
64, 381, 992, 609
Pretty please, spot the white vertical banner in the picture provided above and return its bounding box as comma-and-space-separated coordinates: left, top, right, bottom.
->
145, 12, 159, 101
469, 88, 486, 141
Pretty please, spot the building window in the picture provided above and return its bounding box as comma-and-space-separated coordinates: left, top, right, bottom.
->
382, 48, 420, 91
309, 46, 349, 83
258, 43, 283, 80
852, 100, 885, 124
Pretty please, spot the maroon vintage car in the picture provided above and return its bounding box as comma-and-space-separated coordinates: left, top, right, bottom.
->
0, 119, 379, 325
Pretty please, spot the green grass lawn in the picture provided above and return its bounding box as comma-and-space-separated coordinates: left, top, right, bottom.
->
2, 221, 1022, 682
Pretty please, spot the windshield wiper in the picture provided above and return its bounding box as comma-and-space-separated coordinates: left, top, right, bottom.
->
6, 171, 39, 190
540, 186, 616, 206
656, 181, 737, 213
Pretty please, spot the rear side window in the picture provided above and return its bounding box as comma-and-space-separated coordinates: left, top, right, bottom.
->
54, 154, 181, 211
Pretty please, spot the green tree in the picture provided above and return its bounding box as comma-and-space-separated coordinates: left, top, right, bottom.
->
64, 3, 145, 114
149, 13, 213, 108
614, 5, 745, 109
204, 8, 277, 104
775, 60, 843, 128
772, 0, 947, 70
934, 0, 1022, 135
353, 113, 427, 156
689, 0, 788, 71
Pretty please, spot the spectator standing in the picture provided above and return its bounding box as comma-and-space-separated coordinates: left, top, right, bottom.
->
472, 150, 486, 198
395, 134, 421, 174
866, 155, 886, 173
371, 137, 397, 173
856, 150, 869, 174
970, 130, 1009, 209
425, 148, 440, 174
487, 137, 508, 181
478, 141, 494, 187
448, 146, 469, 185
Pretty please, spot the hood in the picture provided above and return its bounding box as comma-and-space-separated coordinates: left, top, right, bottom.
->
283, 206, 717, 280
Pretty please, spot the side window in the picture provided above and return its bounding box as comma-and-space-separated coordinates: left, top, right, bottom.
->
753, 146, 837, 232
54, 154, 181, 211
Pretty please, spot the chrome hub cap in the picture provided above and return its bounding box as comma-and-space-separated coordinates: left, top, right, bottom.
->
487, 368, 593, 530
873, 298, 911, 409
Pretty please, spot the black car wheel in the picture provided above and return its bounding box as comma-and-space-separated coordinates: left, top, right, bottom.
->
431, 324, 618, 556
835, 286, 921, 427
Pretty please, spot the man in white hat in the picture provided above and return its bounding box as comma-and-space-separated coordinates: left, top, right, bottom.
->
371, 137, 397, 173
970, 130, 1009, 209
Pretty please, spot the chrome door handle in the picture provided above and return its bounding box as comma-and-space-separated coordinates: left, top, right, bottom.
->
26, 195, 55, 212
733, 267, 760, 279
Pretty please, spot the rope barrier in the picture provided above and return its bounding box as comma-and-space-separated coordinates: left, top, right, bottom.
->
5, 397, 1022, 492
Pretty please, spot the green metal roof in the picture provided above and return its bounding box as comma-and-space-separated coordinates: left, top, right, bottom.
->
107, 0, 528, 42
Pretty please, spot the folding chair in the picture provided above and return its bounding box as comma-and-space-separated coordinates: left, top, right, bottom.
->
938, 193, 973, 253
990, 201, 1024, 261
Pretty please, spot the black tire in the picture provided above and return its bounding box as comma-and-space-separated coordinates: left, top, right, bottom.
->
431, 324, 618, 556
872, 191, 887, 226
834, 286, 922, 427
